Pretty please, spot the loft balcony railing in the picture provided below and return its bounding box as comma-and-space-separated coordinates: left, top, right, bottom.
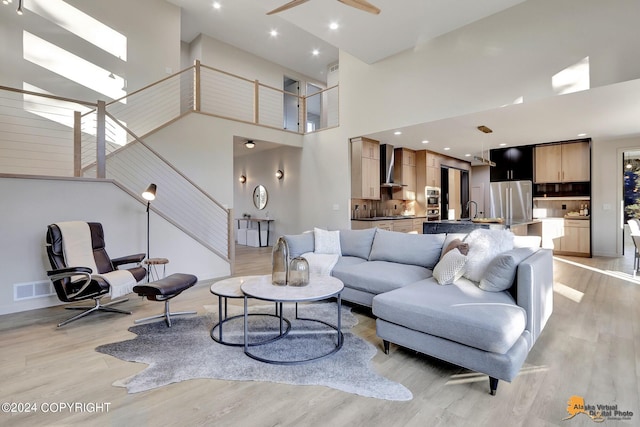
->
0, 61, 339, 264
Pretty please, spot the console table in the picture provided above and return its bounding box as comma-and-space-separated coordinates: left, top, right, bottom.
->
236, 218, 274, 247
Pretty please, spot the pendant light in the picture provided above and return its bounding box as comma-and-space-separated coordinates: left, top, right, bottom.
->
473, 125, 496, 167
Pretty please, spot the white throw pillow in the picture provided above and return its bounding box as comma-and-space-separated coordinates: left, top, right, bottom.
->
462, 229, 514, 283
432, 249, 467, 285
314, 227, 342, 255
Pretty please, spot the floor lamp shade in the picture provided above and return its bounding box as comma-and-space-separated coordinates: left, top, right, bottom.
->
142, 183, 157, 201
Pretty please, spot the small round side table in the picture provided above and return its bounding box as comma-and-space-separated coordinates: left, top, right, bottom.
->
144, 257, 169, 282
210, 276, 290, 346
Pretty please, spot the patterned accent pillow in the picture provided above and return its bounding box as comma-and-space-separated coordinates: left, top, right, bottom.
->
432, 249, 468, 285
314, 228, 342, 255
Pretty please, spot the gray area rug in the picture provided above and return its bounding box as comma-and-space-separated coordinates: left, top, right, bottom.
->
96, 302, 413, 401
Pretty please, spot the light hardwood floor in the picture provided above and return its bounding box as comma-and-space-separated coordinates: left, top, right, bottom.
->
1, 242, 640, 426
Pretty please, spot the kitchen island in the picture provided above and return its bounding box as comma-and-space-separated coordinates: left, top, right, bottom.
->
423, 219, 542, 237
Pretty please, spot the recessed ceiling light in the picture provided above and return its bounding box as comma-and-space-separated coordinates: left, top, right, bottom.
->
329, 22, 339, 30
465, 153, 471, 157
422, 140, 429, 144
270, 29, 278, 37
212, 2, 221, 10
444, 147, 450, 151
312, 49, 320, 56
499, 143, 507, 146
577, 133, 587, 137
394, 131, 402, 135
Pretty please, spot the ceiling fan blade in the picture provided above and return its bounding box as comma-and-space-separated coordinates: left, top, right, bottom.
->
266, 0, 310, 15
338, 0, 381, 15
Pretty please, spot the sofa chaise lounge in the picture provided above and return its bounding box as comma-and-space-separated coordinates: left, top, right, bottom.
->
283, 227, 553, 395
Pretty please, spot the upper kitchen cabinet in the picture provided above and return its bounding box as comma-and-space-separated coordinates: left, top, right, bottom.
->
535, 140, 590, 183
351, 137, 380, 200
416, 150, 442, 188
490, 145, 534, 182
393, 148, 417, 200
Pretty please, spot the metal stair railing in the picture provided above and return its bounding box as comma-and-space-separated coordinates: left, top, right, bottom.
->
83, 113, 232, 262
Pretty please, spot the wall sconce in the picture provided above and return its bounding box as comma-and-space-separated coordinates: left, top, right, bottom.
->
239, 174, 247, 183
275, 169, 284, 180
245, 140, 255, 149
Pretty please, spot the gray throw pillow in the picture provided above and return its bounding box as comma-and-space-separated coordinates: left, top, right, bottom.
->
284, 232, 314, 258
368, 229, 446, 269
479, 247, 537, 292
339, 228, 376, 259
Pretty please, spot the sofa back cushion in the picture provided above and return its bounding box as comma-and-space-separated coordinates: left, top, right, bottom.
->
368, 229, 445, 269
339, 228, 376, 259
284, 232, 314, 258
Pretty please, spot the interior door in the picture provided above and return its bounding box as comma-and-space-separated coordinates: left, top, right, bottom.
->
283, 77, 299, 132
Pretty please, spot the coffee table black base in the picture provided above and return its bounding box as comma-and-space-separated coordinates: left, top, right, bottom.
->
243, 296, 343, 365
210, 313, 291, 347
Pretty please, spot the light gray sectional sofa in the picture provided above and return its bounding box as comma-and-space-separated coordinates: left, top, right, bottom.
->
283, 228, 554, 395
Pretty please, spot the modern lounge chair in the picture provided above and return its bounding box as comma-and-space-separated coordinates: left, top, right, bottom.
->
46, 221, 146, 327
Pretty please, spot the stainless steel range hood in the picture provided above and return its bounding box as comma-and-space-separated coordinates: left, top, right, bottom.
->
380, 144, 405, 188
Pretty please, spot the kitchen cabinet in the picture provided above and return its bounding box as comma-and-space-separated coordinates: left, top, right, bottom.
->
351, 137, 380, 200
543, 218, 590, 256
558, 219, 590, 256
412, 218, 424, 233
535, 141, 590, 183
391, 219, 414, 233
490, 145, 534, 182
394, 148, 416, 200
417, 150, 442, 186
416, 150, 442, 216
351, 220, 392, 231
351, 219, 422, 233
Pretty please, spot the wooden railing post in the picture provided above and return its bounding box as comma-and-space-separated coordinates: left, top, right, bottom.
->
96, 100, 106, 178
254, 80, 259, 125
300, 95, 306, 134
194, 60, 201, 112
73, 111, 81, 177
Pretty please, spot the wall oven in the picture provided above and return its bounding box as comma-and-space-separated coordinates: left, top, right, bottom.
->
425, 187, 441, 221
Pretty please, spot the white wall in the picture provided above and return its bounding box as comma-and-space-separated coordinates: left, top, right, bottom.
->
338, 0, 640, 138
592, 136, 640, 257
0, 177, 229, 315
189, 34, 326, 89
0, 0, 181, 99
234, 146, 303, 240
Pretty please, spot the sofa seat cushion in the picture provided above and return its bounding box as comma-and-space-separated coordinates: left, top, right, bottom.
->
372, 278, 526, 354
332, 260, 432, 295
332, 255, 368, 270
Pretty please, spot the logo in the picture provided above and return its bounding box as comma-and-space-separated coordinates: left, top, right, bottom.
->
563, 395, 634, 423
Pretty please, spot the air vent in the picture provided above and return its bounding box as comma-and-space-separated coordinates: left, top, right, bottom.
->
328, 63, 339, 73
14, 280, 55, 301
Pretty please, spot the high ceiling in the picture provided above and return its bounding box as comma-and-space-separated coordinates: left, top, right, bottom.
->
166, 0, 524, 83
167, 0, 640, 160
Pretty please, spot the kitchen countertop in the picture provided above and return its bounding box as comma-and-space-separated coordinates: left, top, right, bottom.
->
352, 216, 426, 221
437, 219, 541, 227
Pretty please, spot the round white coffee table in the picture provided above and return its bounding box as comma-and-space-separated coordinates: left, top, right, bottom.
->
209, 276, 290, 346
240, 274, 344, 365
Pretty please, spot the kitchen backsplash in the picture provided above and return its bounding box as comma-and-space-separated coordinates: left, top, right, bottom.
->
351, 198, 415, 219
533, 199, 590, 218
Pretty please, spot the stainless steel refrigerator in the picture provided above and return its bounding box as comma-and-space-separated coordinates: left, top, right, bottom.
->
488, 180, 533, 220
